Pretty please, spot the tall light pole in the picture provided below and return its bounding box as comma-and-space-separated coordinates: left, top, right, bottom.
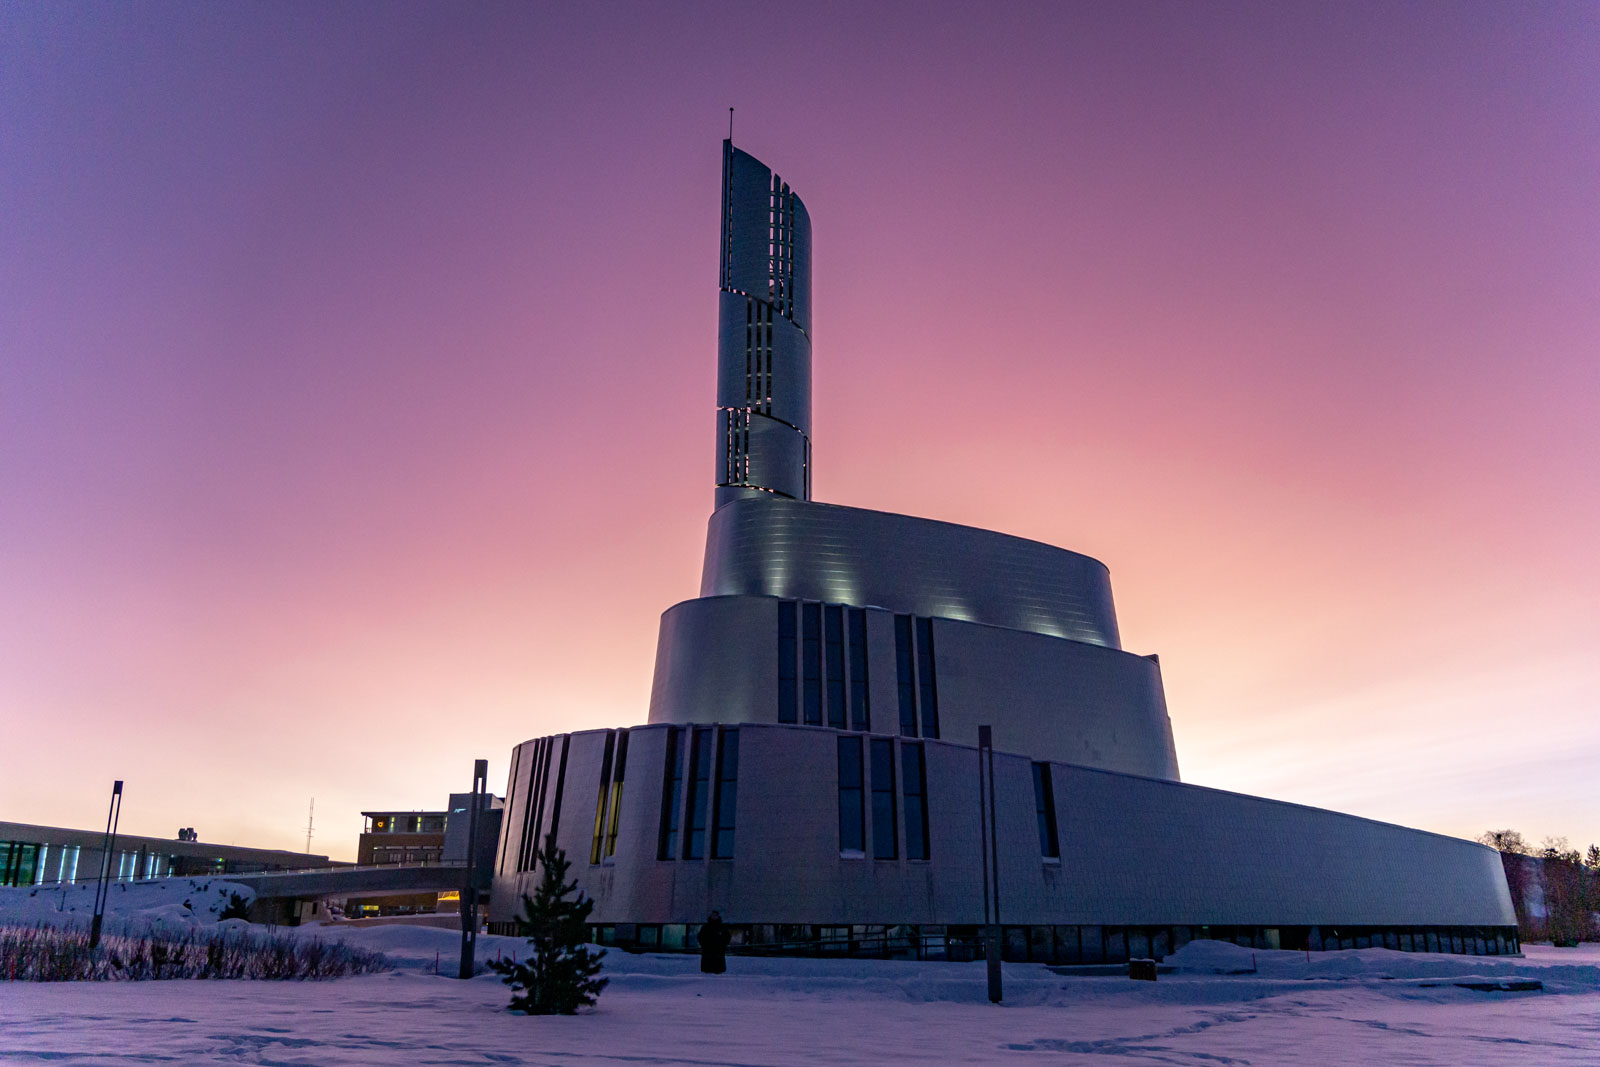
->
459, 758, 488, 979
89, 780, 123, 949
977, 727, 1001, 1003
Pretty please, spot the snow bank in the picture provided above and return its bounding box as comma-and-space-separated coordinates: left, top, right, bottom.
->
1167, 939, 1600, 996
7, 930, 1600, 1064
0, 878, 255, 930
287, 922, 1072, 1002
275, 926, 1600, 1007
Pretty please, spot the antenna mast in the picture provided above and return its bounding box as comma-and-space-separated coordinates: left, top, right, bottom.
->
729, 106, 734, 142
304, 797, 315, 853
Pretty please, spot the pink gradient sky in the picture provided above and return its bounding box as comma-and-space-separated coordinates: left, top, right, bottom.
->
2, 2, 1596, 861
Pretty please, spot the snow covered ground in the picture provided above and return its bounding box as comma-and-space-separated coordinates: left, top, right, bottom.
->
3, 894, 1599, 1064
0, 877, 254, 929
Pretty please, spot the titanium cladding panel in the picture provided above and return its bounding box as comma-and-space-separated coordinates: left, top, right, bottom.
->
715, 141, 813, 506
700, 496, 1122, 647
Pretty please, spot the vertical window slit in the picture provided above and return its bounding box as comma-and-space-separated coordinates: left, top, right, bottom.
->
604, 730, 629, 859
590, 732, 616, 864
849, 608, 870, 731
529, 737, 553, 871
838, 736, 864, 855
545, 736, 569, 852
1033, 762, 1060, 859
825, 604, 845, 729
903, 743, 929, 860
658, 728, 684, 860
895, 615, 916, 737
684, 728, 713, 859
778, 601, 798, 723
871, 738, 897, 860
916, 617, 940, 739
803, 602, 822, 725
711, 729, 738, 858
498, 745, 522, 875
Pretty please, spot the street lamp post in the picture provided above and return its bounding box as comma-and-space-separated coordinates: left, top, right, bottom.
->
89, 780, 123, 949
977, 726, 1001, 1003
459, 758, 488, 979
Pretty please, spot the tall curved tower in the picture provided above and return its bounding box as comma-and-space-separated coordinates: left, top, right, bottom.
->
715, 140, 813, 506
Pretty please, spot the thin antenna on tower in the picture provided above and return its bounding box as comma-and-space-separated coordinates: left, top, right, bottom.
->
304, 797, 315, 853
729, 107, 734, 142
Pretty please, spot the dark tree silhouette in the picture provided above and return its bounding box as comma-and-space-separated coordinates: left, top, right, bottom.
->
1541, 839, 1588, 946
218, 892, 251, 922
489, 836, 607, 1014
1587, 846, 1600, 938
1478, 829, 1528, 854
1480, 829, 1534, 934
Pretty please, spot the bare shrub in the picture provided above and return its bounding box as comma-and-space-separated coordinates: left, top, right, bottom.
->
0, 923, 389, 982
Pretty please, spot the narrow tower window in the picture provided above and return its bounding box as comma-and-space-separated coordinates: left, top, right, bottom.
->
825, 604, 846, 729
517, 737, 552, 873
895, 615, 917, 737
508, 742, 534, 876
848, 608, 871, 731
513, 739, 536, 871
711, 729, 739, 859
902, 743, 929, 861
657, 727, 683, 860
1033, 762, 1060, 859
528, 738, 554, 870
545, 735, 570, 854
590, 732, 616, 865
871, 738, 898, 860
778, 602, 797, 723
684, 728, 713, 859
915, 617, 940, 739
603, 730, 629, 859
497, 746, 522, 875
803, 602, 822, 726
838, 736, 864, 855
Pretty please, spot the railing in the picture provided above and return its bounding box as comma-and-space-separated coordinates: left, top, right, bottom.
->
235, 862, 467, 880
31, 860, 469, 887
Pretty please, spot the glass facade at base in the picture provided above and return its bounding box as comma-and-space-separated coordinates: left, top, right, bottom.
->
555, 922, 1523, 963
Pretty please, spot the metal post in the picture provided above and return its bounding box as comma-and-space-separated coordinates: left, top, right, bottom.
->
89, 780, 123, 949
977, 730, 990, 938
459, 758, 488, 979
987, 739, 1000, 919
978, 726, 1001, 1003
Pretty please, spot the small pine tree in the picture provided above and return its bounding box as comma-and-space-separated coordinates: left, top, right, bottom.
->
490, 836, 607, 1014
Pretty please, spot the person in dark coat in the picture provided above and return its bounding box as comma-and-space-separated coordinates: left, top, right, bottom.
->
699, 911, 731, 974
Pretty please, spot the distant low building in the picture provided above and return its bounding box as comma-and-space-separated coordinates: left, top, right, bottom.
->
0, 821, 330, 887
347, 794, 501, 917
358, 810, 448, 867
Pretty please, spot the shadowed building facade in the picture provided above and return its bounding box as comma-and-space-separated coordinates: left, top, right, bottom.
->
487, 142, 1517, 962
0, 821, 331, 887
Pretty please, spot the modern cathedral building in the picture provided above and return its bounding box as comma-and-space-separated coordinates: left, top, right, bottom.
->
487, 142, 1517, 963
